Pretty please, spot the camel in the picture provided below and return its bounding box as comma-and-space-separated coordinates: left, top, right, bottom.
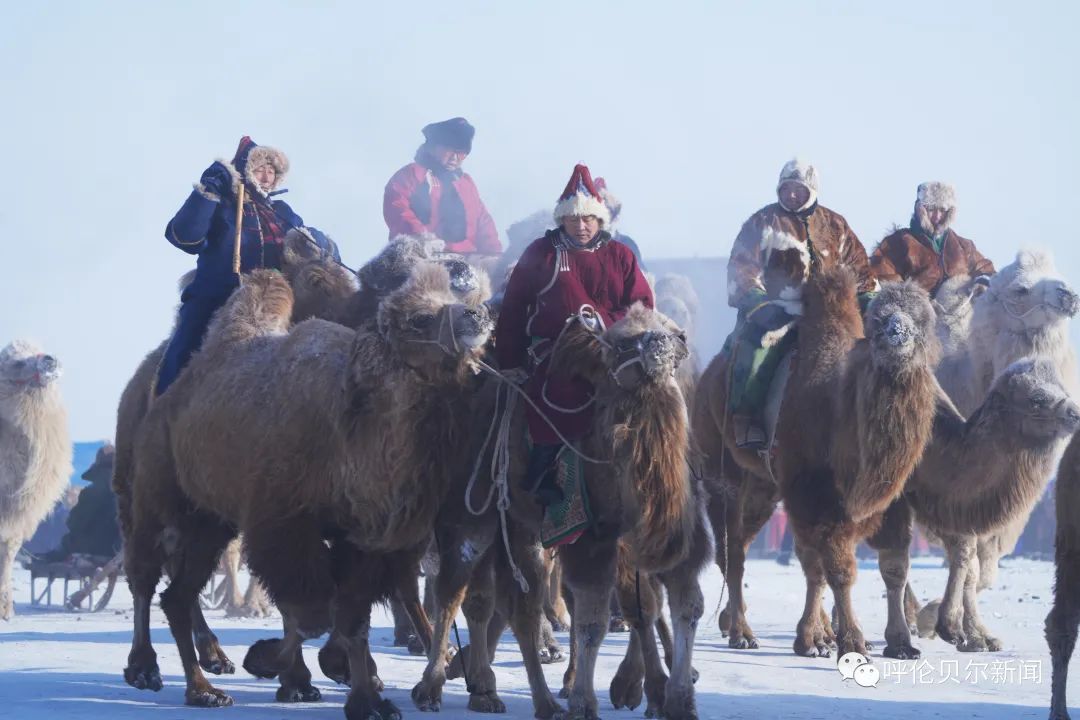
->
926, 250, 1078, 646
869, 358, 1080, 659
0, 340, 72, 620
217, 539, 271, 618
1047, 429, 1080, 720
112, 231, 361, 696
124, 262, 492, 718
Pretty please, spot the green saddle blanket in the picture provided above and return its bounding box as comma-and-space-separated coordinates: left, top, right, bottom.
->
541, 448, 593, 548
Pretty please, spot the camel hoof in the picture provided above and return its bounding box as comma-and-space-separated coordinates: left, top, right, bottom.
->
318, 642, 350, 686
935, 620, 964, 647
406, 634, 427, 656
123, 663, 163, 691
412, 681, 443, 712
277, 684, 322, 702
200, 655, 236, 676
609, 670, 644, 710
644, 701, 662, 718
728, 634, 759, 650
558, 687, 571, 700
536, 698, 568, 720
371, 675, 384, 693
883, 644, 921, 660
958, 638, 990, 653
185, 686, 234, 707
609, 616, 631, 633
540, 646, 565, 664
691, 666, 700, 684
243, 638, 285, 679
376, 698, 403, 720
468, 691, 506, 713
550, 620, 569, 633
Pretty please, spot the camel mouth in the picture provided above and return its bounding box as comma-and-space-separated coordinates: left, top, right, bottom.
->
1055, 287, 1079, 317
1064, 403, 1080, 432
457, 329, 491, 350
878, 313, 915, 348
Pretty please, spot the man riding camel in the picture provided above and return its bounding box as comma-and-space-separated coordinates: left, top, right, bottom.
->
157, 136, 335, 395
495, 164, 653, 504
726, 158, 876, 449
383, 117, 502, 270
870, 181, 995, 294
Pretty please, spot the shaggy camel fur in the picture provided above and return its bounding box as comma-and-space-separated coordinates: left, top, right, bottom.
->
125, 264, 491, 718
1047, 430, 1080, 720
929, 250, 1079, 645
0, 340, 71, 620
113, 233, 360, 696
778, 270, 939, 659
872, 359, 1080, 657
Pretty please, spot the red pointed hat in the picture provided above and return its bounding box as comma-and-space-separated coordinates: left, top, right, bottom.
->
553, 164, 611, 226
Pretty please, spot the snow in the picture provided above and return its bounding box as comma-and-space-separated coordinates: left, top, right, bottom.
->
0, 557, 1072, 719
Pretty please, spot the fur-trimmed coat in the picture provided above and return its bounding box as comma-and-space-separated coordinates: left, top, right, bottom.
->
165, 140, 305, 300
870, 225, 995, 295
727, 202, 875, 313
495, 230, 654, 443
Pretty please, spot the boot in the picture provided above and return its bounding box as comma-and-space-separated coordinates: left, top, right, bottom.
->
524, 443, 565, 506
733, 414, 768, 451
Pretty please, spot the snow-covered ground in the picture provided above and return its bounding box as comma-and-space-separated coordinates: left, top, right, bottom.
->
0, 557, 1070, 719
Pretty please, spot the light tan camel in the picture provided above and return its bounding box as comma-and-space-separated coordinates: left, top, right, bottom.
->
0, 340, 72, 620
1047, 429, 1080, 720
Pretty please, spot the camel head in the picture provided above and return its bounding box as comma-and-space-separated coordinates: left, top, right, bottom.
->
281, 230, 359, 323
932, 274, 981, 350
375, 260, 493, 380
865, 280, 939, 373
981, 358, 1080, 444
551, 303, 689, 392
657, 295, 693, 337
81, 443, 116, 485
654, 273, 700, 320
0, 340, 62, 400
982, 249, 1079, 334
359, 234, 446, 296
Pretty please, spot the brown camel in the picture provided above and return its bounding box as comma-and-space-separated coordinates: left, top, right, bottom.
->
113, 232, 360, 699
869, 358, 1080, 659
1048, 429, 1080, 720
777, 269, 939, 658
124, 263, 492, 719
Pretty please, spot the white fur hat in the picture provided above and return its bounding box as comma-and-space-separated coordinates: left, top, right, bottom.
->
777, 158, 819, 212
553, 164, 611, 226
916, 181, 957, 210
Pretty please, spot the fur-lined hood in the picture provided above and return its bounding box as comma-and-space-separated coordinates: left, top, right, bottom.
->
222, 135, 290, 198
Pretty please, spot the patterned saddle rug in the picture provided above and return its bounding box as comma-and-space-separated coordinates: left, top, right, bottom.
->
541, 447, 593, 548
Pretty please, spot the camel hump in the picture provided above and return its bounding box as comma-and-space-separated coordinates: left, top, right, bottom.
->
802, 265, 858, 321
203, 269, 294, 350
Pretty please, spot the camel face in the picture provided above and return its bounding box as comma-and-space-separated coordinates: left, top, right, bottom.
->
377, 261, 493, 374
657, 295, 693, 336
985, 250, 1079, 333
865, 281, 938, 371
604, 304, 689, 389
0, 340, 62, 397
360, 234, 445, 295
993, 359, 1080, 442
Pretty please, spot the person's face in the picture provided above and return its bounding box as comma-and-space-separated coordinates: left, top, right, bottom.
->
925, 206, 947, 230
562, 215, 601, 245
253, 163, 277, 191
431, 144, 468, 171
778, 180, 811, 211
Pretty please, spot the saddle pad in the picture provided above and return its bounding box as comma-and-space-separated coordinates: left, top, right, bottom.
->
541, 448, 593, 548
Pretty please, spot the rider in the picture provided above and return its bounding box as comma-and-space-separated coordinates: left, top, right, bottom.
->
726, 158, 876, 450
870, 181, 995, 295
495, 164, 653, 504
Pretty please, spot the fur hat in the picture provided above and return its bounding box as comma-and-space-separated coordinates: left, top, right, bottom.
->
594, 177, 622, 223
232, 136, 289, 196
914, 181, 958, 236
422, 117, 475, 153
553, 164, 611, 226
916, 181, 957, 211
776, 158, 819, 212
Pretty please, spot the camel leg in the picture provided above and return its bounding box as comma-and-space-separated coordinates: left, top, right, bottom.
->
659, 571, 705, 720
904, 582, 922, 632
122, 518, 167, 692
936, 534, 974, 646
612, 567, 668, 717
561, 540, 617, 720
159, 522, 236, 707
546, 551, 571, 631
413, 523, 495, 713
190, 602, 235, 675
560, 587, 577, 699
728, 488, 775, 650
457, 547, 505, 713
821, 533, 870, 657
241, 575, 272, 617
958, 549, 1003, 652
0, 538, 19, 620
394, 564, 433, 657
1047, 550, 1080, 720
976, 534, 1000, 593
391, 597, 413, 647
220, 538, 245, 613
792, 540, 830, 657
502, 532, 565, 720
868, 499, 920, 659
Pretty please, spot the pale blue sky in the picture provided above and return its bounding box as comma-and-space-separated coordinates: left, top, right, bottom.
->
2, 0, 1077, 438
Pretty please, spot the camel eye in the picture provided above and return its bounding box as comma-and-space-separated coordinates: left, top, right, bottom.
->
1031, 392, 1048, 408
1013, 286, 1030, 296
410, 314, 435, 330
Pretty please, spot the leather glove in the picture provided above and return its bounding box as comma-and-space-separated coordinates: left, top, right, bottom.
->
748, 302, 792, 332
198, 161, 234, 199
